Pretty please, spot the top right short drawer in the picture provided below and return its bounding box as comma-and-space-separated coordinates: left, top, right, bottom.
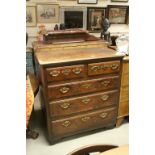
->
88, 60, 120, 76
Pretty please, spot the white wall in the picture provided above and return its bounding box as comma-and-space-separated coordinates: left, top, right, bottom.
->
26, 0, 129, 47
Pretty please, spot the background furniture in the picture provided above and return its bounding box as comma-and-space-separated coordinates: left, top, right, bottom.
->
34, 33, 123, 144
26, 73, 39, 139
67, 144, 118, 155
28, 72, 39, 97
26, 47, 35, 74
116, 56, 129, 126
98, 144, 129, 155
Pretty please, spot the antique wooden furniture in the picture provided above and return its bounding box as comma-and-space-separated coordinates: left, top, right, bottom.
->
26, 47, 35, 74
34, 47, 123, 144
116, 56, 129, 127
67, 144, 118, 155
43, 29, 99, 44
33, 31, 124, 144
26, 73, 39, 139
97, 145, 129, 155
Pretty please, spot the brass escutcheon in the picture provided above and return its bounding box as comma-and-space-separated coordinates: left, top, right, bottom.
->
60, 87, 70, 94
81, 83, 92, 89
90, 66, 100, 72
81, 116, 90, 122
111, 64, 119, 70
100, 113, 107, 119
101, 80, 110, 87
72, 68, 82, 74
62, 121, 71, 127
81, 98, 91, 104
49, 70, 60, 77
60, 102, 70, 109
62, 69, 71, 75
100, 65, 109, 70
100, 94, 109, 101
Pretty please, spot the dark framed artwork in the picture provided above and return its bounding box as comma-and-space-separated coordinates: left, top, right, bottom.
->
87, 7, 106, 32
78, 0, 98, 4
111, 0, 128, 2
107, 5, 129, 24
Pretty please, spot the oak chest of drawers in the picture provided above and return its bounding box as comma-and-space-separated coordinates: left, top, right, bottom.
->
34, 42, 123, 144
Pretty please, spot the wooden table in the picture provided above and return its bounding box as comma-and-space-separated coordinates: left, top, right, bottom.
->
97, 145, 129, 155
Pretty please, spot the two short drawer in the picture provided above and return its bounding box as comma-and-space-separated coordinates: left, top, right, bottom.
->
49, 90, 118, 117
48, 76, 119, 99
45, 60, 120, 82
50, 107, 117, 137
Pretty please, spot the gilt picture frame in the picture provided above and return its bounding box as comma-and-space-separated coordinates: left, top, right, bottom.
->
26, 6, 37, 27
111, 0, 128, 2
87, 7, 106, 32
78, 0, 98, 4
37, 4, 59, 23
107, 5, 129, 24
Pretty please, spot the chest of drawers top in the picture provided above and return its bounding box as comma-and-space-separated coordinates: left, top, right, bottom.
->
35, 46, 124, 66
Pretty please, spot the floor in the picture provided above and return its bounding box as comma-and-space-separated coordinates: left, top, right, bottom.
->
26, 92, 129, 155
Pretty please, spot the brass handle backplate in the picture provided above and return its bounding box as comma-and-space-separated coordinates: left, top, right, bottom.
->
101, 80, 110, 87
60, 87, 70, 94
62, 121, 71, 127
90, 66, 100, 72
90, 63, 119, 72
50, 70, 60, 77
100, 113, 108, 119
81, 83, 92, 89
81, 98, 91, 104
100, 94, 109, 101
60, 102, 70, 109
81, 116, 90, 122
111, 64, 119, 70
72, 68, 82, 75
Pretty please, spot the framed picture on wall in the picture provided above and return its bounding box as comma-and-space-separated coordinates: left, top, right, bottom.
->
26, 6, 37, 27
77, 0, 98, 4
107, 5, 129, 24
111, 0, 128, 2
37, 4, 59, 23
87, 7, 106, 32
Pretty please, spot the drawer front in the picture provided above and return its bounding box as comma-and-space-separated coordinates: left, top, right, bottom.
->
51, 107, 117, 136
49, 90, 119, 117
88, 61, 120, 76
26, 58, 33, 67
46, 64, 86, 82
48, 76, 120, 99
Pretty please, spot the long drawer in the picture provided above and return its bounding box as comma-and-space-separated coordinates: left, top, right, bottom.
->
49, 90, 119, 117
50, 107, 117, 136
47, 76, 120, 99
45, 64, 86, 82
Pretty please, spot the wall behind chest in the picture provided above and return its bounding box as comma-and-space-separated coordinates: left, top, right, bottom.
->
26, 0, 129, 47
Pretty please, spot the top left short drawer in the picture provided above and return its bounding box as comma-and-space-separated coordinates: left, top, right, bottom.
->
45, 64, 86, 82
